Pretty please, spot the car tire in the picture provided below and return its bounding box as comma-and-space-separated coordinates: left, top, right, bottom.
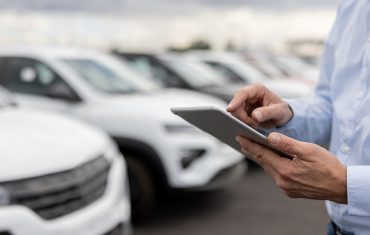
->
126, 154, 156, 222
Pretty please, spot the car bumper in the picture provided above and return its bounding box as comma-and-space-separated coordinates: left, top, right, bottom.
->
0, 157, 131, 235
179, 160, 247, 191
161, 134, 246, 189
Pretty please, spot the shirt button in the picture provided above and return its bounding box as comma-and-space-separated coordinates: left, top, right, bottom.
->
358, 90, 366, 99
341, 145, 350, 154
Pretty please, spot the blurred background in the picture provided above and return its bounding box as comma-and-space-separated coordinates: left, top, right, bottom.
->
0, 0, 337, 53
0, 0, 339, 235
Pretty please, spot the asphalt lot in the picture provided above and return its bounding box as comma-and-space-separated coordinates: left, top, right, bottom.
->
134, 164, 329, 235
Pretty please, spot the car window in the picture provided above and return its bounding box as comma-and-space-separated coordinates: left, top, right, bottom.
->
62, 58, 152, 94
0, 58, 6, 85
206, 62, 245, 84
125, 57, 176, 86
3, 58, 77, 99
164, 60, 225, 88
126, 57, 153, 78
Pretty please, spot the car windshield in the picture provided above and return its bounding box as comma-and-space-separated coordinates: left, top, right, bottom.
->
164, 59, 226, 88
272, 56, 309, 76
223, 58, 267, 83
208, 57, 266, 83
61, 56, 159, 94
247, 57, 284, 78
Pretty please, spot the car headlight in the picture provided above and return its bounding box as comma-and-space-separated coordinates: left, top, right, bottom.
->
0, 186, 10, 206
164, 124, 199, 134
104, 140, 121, 162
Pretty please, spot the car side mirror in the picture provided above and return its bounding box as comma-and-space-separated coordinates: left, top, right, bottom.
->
46, 82, 81, 103
20, 67, 37, 82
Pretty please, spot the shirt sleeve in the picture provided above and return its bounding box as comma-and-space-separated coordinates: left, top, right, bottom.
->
347, 166, 370, 216
275, 10, 341, 147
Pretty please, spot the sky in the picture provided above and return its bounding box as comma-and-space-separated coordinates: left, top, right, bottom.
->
0, 0, 340, 52
0, 0, 339, 12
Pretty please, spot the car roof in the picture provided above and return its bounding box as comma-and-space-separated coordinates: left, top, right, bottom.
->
185, 51, 245, 62
115, 52, 155, 57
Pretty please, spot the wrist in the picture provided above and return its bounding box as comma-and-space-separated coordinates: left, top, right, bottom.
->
276, 102, 294, 127
331, 165, 348, 204
285, 104, 294, 124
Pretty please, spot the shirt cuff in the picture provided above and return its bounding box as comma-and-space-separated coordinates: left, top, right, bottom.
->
347, 166, 370, 216
273, 99, 305, 139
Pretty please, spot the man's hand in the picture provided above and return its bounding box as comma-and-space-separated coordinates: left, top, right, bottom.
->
227, 84, 293, 128
236, 133, 347, 204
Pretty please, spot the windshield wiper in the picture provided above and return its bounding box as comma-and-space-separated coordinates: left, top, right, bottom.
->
199, 84, 221, 89
109, 90, 138, 95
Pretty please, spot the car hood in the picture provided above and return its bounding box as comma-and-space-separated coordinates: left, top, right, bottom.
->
0, 107, 110, 182
101, 89, 228, 123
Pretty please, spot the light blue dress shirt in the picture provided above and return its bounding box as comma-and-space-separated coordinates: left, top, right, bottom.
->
277, 0, 370, 234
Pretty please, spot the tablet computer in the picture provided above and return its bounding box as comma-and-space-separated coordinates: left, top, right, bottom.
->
171, 106, 292, 159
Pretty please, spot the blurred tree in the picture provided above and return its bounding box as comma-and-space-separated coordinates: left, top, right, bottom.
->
189, 39, 211, 50
167, 39, 212, 52
225, 40, 236, 51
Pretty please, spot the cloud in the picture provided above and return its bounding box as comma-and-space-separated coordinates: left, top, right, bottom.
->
0, 7, 336, 51
0, 0, 338, 51
0, 0, 340, 14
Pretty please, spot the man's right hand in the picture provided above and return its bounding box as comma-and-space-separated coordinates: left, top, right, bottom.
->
227, 84, 293, 129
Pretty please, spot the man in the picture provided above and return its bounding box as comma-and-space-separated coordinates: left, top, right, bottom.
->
227, 1, 370, 234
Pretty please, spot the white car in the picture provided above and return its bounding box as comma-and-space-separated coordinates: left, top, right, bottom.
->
268, 54, 320, 83
186, 52, 313, 98
0, 87, 131, 235
0, 47, 245, 220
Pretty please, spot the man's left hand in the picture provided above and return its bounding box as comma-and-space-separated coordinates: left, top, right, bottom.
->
236, 133, 347, 204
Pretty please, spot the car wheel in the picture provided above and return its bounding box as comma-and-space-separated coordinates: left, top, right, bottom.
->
126, 154, 156, 222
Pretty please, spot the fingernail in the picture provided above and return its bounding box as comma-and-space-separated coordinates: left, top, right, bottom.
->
235, 136, 241, 143
270, 133, 281, 145
254, 110, 263, 121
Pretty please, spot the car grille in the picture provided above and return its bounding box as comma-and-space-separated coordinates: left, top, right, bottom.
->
104, 223, 125, 235
2, 155, 110, 220
0, 232, 12, 235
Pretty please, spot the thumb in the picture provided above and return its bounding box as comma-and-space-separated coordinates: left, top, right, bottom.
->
252, 104, 283, 123
268, 133, 309, 158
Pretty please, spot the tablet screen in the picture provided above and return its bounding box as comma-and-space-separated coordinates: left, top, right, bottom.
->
171, 106, 291, 159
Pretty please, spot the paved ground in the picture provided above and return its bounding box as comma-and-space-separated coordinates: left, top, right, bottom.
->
134, 164, 329, 235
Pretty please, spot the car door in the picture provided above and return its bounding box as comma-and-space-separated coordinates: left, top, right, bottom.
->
0, 57, 82, 114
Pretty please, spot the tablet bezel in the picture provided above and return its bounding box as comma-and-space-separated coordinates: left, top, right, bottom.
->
171, 106, 292, 159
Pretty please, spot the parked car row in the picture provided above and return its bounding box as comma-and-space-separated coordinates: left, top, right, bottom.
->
0, 46, 317, 234
115, 51, 316, 102
0, 47, 248, 230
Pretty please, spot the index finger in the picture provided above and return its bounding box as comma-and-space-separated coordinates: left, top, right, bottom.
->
231, 106, 258, 127
227, 85, 264, 112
